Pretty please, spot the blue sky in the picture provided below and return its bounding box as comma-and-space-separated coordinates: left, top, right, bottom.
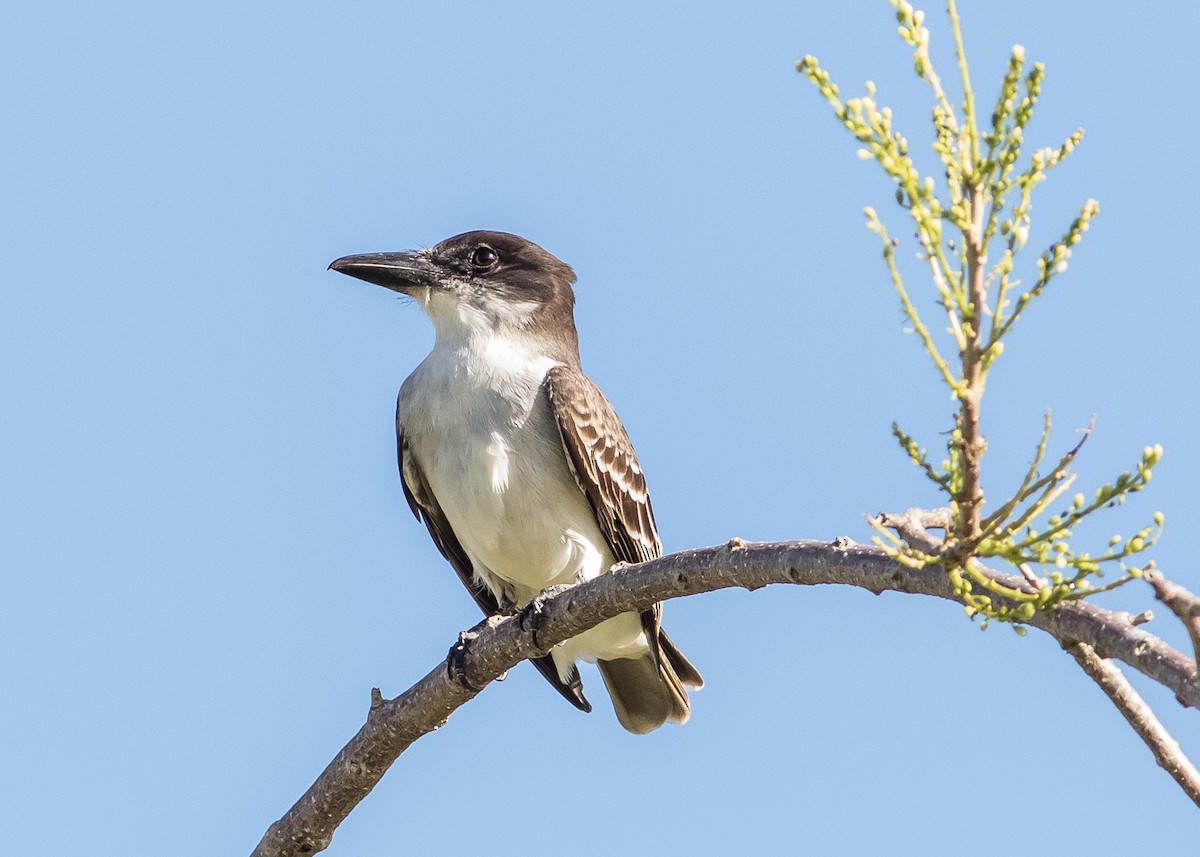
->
4, 1, 1198, 853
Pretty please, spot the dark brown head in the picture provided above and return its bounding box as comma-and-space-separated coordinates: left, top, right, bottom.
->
330, 231, 580, 360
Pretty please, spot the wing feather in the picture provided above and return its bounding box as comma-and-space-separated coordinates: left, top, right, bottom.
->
543, 365, 666, 663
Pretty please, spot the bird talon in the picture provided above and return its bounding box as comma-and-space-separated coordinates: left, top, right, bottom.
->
446, 628, 484, 691
518, 600, 547, 651
519, 584, 572, 650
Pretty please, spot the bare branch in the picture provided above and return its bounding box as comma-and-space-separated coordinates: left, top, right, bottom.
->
252, 540, 1199, 857
876, 506, 952, 554
1066, 641, 1200, 808
1145, 568, 1200, 676
1130, 609, 1154, 627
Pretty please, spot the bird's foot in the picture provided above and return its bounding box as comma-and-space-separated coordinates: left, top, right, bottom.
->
519, 584, 573, 651
445, 616, 506, 692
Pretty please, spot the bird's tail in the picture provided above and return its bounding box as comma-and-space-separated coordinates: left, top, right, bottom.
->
597, 630, 703, 734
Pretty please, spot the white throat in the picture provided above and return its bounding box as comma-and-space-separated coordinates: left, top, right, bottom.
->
410, 284, 544, 355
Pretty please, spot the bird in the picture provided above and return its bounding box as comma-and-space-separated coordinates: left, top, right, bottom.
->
329, 230, 702, 733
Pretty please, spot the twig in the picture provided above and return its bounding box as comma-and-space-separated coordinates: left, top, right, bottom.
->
1017, 562, 1046, 591
1066, 641, 1200, 809
1130, 610, 1154, 627
1145, 568, 1200, 676
875, 506, 952, 554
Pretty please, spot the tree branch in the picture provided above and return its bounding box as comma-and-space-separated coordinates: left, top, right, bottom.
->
1145, 568, 1200, 676
875, 506, 952, 554
957, 182, 989, 544
1066, 641, 1200, 808
252, 539, 1199, 856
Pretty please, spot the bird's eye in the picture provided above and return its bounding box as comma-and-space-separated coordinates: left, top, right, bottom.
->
469, 246, 499, 270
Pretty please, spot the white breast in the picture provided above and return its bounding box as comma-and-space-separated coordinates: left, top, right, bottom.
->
398, 332, 613, 605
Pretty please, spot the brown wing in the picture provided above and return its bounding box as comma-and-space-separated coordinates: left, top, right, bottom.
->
398, 429, 591, 713
544, 365, 662, 563
543, 365, 666, 662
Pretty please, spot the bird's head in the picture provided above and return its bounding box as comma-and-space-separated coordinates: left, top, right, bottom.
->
330, 231, 579, 351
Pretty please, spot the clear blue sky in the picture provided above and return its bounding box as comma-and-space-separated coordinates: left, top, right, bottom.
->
4, 1, 1197, 853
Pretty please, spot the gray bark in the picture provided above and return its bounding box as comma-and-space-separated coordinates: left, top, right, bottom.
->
251, 539, 1198, 856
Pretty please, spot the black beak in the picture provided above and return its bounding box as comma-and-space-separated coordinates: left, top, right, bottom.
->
328, 251, 442, 292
